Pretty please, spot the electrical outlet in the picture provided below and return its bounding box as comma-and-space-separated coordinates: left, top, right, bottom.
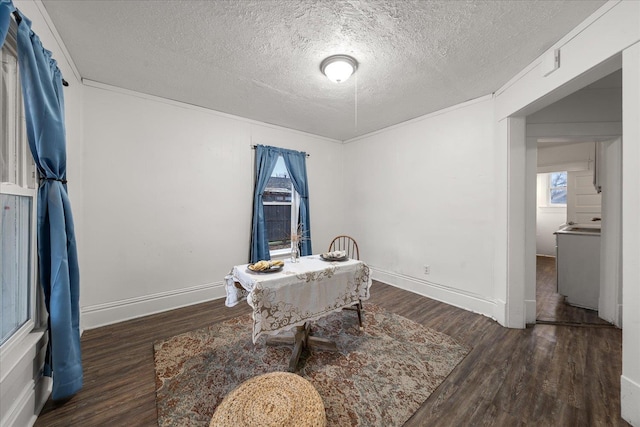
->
424, 265, 430, 275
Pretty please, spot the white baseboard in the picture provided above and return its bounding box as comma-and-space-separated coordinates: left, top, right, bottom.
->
81, 281, 226, 330
493, 299, 507, 326
371, 267, 497, 321
621, 375, 640, 426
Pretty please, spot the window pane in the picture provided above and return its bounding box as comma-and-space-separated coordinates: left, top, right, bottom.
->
549, 171, 567, 205
265, 204, 292, 249
1, 47, 20, 184
1, 194, 32, 345
550, 171, 567, 187
550, 188, 567, 204
1, 44, 33, 189
262, 177, 292, 203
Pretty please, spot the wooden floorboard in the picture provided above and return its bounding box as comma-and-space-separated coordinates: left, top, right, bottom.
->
35, 257, 628, 426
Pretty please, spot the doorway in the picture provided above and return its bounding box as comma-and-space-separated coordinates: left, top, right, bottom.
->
498, 20, 640, 423
525, 70, 622, 326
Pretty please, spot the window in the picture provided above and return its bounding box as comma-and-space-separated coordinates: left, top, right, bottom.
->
549, 171, 568, 205
263, 156, 300, 255
1, 27, 38, 348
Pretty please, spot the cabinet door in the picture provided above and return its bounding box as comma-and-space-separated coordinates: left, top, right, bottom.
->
556, 233, 600, 310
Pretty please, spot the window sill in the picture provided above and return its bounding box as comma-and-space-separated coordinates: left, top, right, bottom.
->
270, 248, 291, 259
538, 206, 567, 214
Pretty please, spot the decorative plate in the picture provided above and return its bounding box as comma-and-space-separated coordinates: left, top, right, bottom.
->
320, 254, 349, 262
247, 264, 284, 273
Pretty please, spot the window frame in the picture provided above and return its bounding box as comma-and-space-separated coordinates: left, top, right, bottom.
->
263, 156, 301, 258
1, 23, 39, 355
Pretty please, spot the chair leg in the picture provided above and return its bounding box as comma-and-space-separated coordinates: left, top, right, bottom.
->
356, 301, 363, 330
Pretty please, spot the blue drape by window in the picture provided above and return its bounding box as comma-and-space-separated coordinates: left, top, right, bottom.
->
250, 145, 280, 262
281, 149, 312, 256
13, 8, 82, 401
0, 0, 13, 46
250, 145, 312, 262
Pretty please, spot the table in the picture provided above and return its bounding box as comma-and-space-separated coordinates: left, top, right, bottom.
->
225, 255, 371, 371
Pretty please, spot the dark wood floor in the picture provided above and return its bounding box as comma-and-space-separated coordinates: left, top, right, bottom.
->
35, 258, 627, 426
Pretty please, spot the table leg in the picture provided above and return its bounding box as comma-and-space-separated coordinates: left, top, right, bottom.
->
266, 322, 338, 372
289, 326, 306, 372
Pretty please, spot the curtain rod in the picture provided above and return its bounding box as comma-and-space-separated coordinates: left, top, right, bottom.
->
12, 10, 69, 87
251, 145, 310, 157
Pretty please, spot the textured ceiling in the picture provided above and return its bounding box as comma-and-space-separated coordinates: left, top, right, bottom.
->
41, 0, 607, 141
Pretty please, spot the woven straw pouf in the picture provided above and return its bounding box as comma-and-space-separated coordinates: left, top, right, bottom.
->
210, 371, 326, 427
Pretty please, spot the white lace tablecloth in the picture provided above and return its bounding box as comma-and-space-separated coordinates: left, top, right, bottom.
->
225, 255, 372, 343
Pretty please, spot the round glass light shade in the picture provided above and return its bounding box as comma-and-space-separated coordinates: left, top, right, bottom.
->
320, 55, 358, 83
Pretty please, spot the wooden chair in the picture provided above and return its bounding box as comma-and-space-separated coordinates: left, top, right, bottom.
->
328, 235, 364, 329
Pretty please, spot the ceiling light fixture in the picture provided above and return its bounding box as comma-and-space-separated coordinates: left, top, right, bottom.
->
320, 55, 358, 83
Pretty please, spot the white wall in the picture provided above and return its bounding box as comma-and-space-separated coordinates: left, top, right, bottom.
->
2, 2, 84, 427
527, 73, 622, 124
342, 96, 497, 317
536, 142, 595, 172
528, 75, 622, 172
80, 83, 345, 328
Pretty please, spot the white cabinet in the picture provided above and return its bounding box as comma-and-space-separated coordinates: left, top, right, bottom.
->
555, 227, 601, 310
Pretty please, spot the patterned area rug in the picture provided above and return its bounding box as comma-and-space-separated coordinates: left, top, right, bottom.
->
154, 304, 469, 426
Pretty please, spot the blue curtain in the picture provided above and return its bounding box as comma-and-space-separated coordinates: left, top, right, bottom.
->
282, 150, 312, 256
250, 145, 280, 262
250, 145, 312, 262
0, 0, 13, 46
14, 9, 82, 401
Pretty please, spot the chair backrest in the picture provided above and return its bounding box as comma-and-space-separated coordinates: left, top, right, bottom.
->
328, 235, 360, 260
